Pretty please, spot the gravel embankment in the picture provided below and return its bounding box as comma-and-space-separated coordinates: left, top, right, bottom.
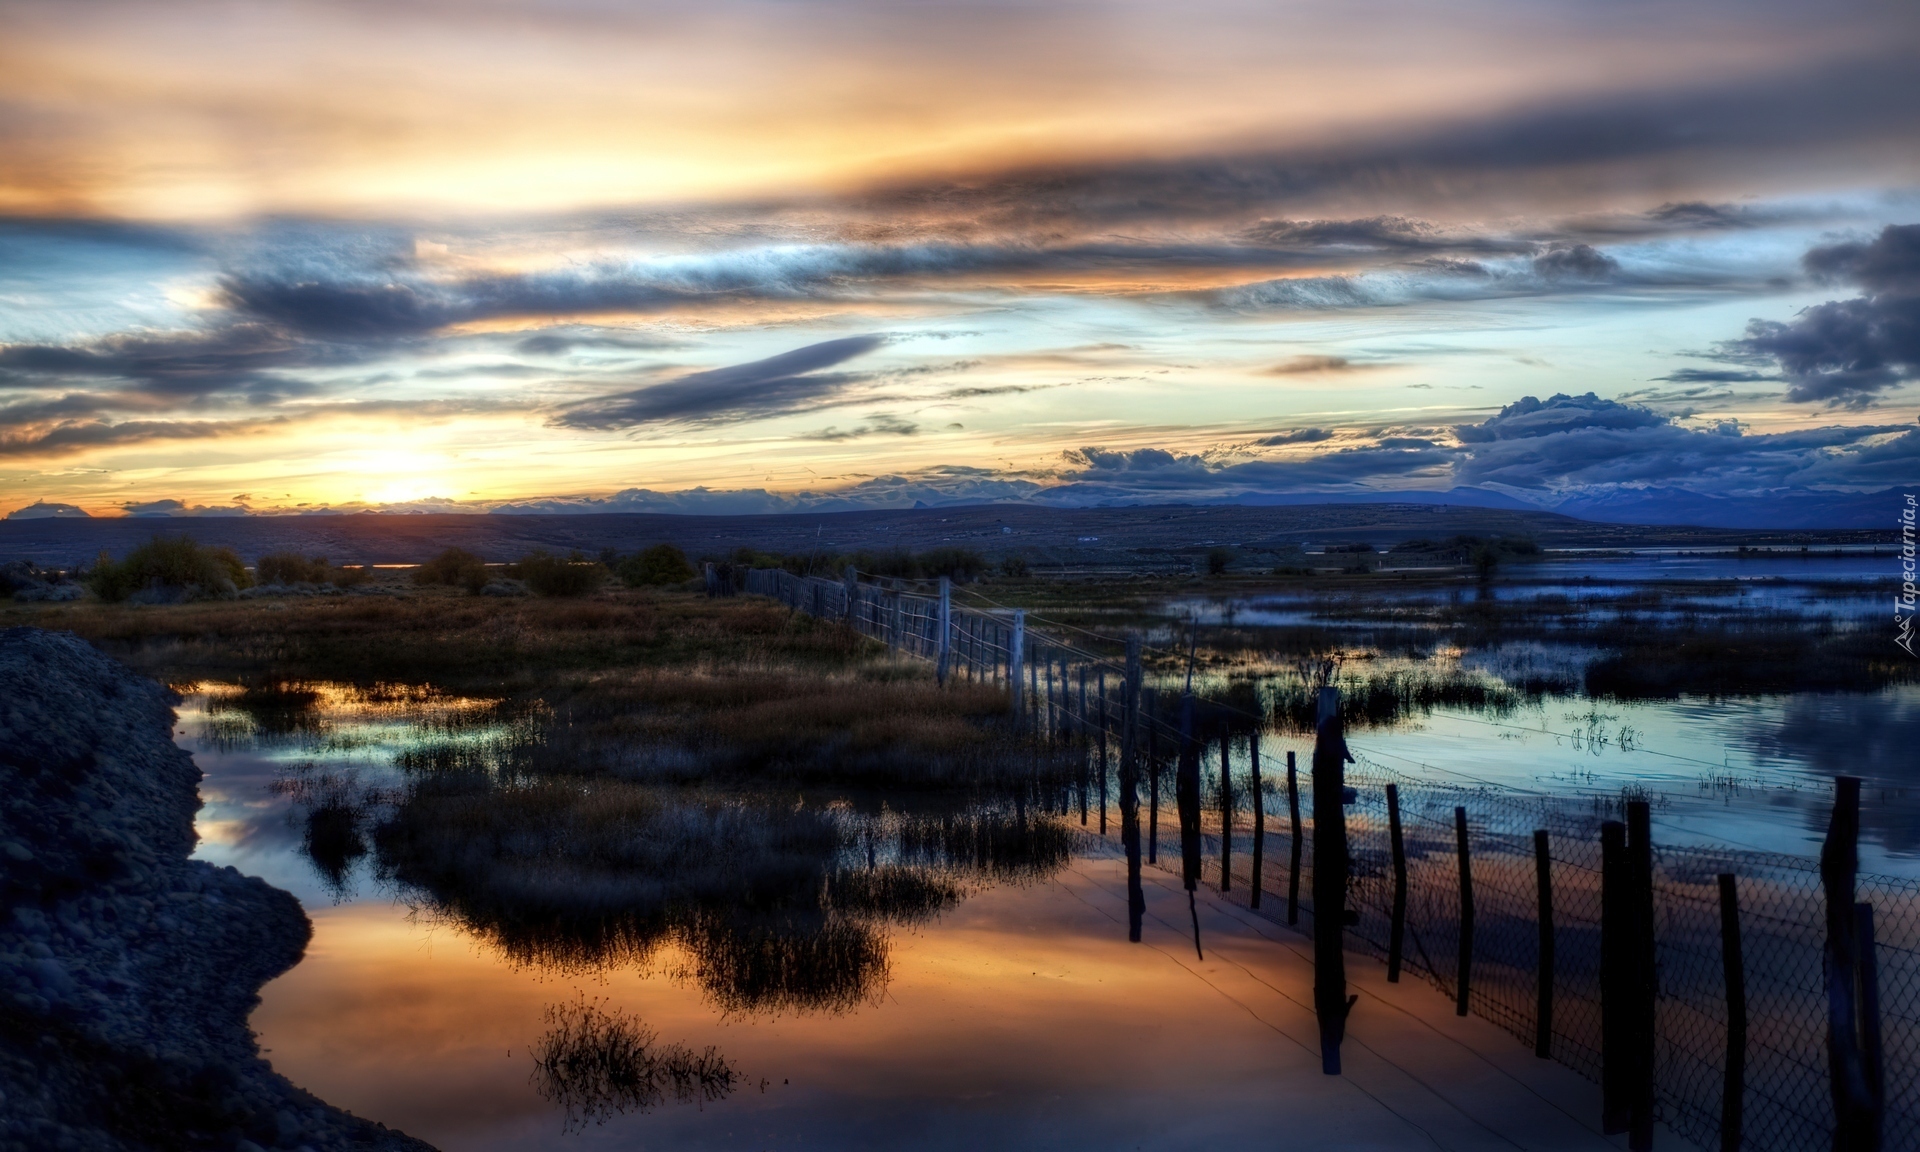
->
0, 627, 436, 1152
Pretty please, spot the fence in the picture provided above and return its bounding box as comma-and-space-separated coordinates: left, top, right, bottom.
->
743, 565, 1913, 1152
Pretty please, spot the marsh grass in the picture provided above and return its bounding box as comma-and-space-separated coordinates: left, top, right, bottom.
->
531, 993, 737, 1129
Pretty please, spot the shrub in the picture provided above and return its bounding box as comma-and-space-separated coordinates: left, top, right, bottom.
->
998, 555, 1029, 577
1206, 547, 1234, 576
255, 551, 332, 585
87, 536, 252, 602
414, 548, 490, 594
914, 547, 986, 582
617, 544, 695, 588
516, 550, 607, 597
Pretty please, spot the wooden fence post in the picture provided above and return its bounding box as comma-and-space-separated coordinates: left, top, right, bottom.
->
1627, 800, 1656, 1152
1145, 686, 1159, 865
1098, 671, 1109, 836
1823, 775, 1878, 1152
1535, 829, 1554, 1059
1078, 665, 1089, 744
1120, 639, 1143, 942
1312, 686, 1353, 1074
1008, 611, 1026, 721
1454, 805, 1473, 1017
1287, 749, 1302, 926
935, 576, 952, 685
1719, 873, 1746, 1152
1386, 783, 1406, 981
1249, 732, 1264, 911
1219, 731, 1233, 892
1176, 687, 1204, 959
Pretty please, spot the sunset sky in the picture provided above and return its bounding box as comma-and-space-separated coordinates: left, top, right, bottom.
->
1, 0, 1916, 516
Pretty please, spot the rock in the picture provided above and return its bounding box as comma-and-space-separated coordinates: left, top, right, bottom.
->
0, 628, 436, 1152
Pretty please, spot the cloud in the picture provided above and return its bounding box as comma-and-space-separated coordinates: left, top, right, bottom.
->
800, 412, 920, 441
551, 335, 887, 429
1254, 428, 1334, 445
121, 498, 253, 517
1724, 224, 1920, 405
1653, 368, 1778, 384
1449, 392, 1916, 490
1530, 244, 1620, 281
0, 417, 277, 458
859, 52, 1918, 230
0, 325, 330, 398
1265, 356, 1369, 375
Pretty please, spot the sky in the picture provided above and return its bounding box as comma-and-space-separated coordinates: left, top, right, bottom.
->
1, 0, 1917, 518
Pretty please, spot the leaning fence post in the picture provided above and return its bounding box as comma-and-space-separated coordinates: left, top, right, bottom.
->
935, 577, 952, 685
1454, 805, 1473, 1017
1249, 732, 1264, 911
1535, 829, 1554, 1058
1287, 749, 1302, 926
1822, 774, 1877, 1152
1719, 873, 1746, 1152
1386, 783, 1406, 981
1008, 611, 1026, 720
1312, 686, 1353, 1074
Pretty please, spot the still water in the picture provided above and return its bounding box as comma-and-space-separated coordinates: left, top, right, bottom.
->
176, 559, 1916, 1146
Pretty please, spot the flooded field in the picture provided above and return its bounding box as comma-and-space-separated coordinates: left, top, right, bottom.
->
150, 548, 1915, 1149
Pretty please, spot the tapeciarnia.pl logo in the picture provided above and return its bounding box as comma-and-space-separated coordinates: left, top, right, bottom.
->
1899, 492, 1916, 657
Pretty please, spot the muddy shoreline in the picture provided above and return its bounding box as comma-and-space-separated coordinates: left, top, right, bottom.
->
0, 627, 435, 1152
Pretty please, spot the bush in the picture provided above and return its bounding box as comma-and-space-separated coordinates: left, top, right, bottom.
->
515, 550, 607, 597
998, 555, 1029, 577
1206, 547, 1234, 576
414, 548, 490, 594
87, 536, 252, 602
914, 547, 987, 582
617, 544, 695, 587
255, 552, 332, 585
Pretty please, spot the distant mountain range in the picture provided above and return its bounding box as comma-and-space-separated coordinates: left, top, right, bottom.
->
7, 486, 1908, 531
1222, 486, 1907, 529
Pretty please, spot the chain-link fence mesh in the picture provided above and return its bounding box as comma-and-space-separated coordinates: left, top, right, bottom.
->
1128, 740, 1919, 1152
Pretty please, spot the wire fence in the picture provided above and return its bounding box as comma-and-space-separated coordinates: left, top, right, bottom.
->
743, 565, 1915, 1152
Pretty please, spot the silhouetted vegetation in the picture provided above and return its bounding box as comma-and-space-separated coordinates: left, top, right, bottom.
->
412, 547, 490, 593
512, 550, 607, 597
616, 544, 695, 587
84, 535, 251, 602
255, 552, 371, 587
531, 994, 736, 1129
1206, 547, 1234, 575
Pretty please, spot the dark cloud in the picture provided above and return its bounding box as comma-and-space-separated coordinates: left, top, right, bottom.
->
1530, 244, 1620, 282
800, 412, 919, 441
1725, 224, 1920, 405
861, 53, 1917, 229
1449, 392, 1915, 490
551, 335, 887, 430
1453, 392, 1666, 443
1265, 355, 1368, 375
0, 325, 326, 398
0, 418, 274, 458
1238, 217, 1530, 255
1654, 368, 1778, 384
1255, 428, 1334, 445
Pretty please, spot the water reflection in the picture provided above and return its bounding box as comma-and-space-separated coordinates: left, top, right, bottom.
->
530, 994, 737, 1129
